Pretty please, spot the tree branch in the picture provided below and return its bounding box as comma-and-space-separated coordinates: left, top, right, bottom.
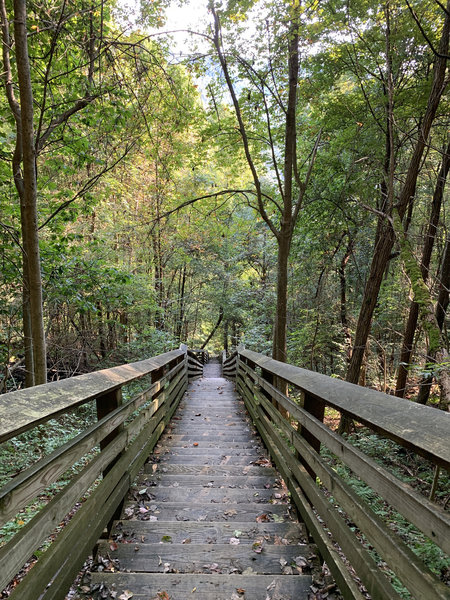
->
406, 0, 450, 59
210, 3, 279, 240
38, 141, 136, 229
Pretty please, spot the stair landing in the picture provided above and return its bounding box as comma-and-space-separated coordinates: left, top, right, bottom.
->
84, 363, 316, 599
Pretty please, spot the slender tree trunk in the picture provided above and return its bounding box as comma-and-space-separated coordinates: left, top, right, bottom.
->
175, 264, 186, 343
344, 4, 450, 388
14, 0, 46, 384
201, 307, 223, 349
416, 238, 450, 405
223, 319, 229, 352
97, 302, 106, 359
339, 236, 354, 364
271, 2, 300, 363
272, 230, 291, 362
395, 142, 450, 397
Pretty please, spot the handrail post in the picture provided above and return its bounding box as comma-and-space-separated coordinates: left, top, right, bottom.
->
96, 387, 123, 475
95, 386, 124, 539
301, 392, 325, 479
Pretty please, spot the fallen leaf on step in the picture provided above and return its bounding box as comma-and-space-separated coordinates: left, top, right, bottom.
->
161, 535, 172, 543
256, 513, 270, 523
119, 591, 133, 600
229, 537, 240, 545
193, 442, 199, 447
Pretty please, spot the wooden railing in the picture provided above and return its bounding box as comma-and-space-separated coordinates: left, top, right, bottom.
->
222, 348, 450, 600
188, 348, 209, 365
0, 347, 202, 600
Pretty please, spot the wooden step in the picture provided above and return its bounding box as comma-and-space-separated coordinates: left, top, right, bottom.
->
135, 474, 282, 488
121, 500, 291, 522
154, 447, 262, 455
109, 519, 306, 545
161, 434, 256, 442
145, 464, 277, 476
82, 374, 315, 600
87, 572, 313, 599
126, 485, 278, 503
158, 438, 259, 447
155, 455, 266, 465
96, 541, 312, 574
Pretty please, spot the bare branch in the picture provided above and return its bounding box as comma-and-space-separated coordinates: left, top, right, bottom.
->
210, 4, 279, 240
406, 0, 450, 59
37, 95, 99, 153
38, 141, 137, 229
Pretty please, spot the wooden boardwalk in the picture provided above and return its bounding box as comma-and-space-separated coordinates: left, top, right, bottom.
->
86, 360, 316, 599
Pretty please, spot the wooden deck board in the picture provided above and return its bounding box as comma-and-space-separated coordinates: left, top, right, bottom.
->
80, 363, 315, 598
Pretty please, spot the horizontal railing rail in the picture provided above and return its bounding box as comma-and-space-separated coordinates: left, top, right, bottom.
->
0, 346, 199, 599
221, 349, 237, 378
181, 344, 205, 378
231, 348, 450, 600
188, 348, 209, 365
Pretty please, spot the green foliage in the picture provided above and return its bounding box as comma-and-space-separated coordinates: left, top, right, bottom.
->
321, 431, 450, 596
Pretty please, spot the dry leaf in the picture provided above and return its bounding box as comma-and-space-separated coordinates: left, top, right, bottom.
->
256, 513, 270, 523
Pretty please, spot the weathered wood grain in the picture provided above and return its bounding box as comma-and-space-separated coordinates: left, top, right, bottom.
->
0, 363, 183, 525
240, 373, 450, 600
239, 349, 450, 469
146, 464, 276, 476
87, 572, 312, 599
136, 474, 278, 488
0, 431, 126, 590
0, 349, 184, 443
241, 361, 450, 555
253, 381, 450, 599
97, 541, 310, 574
109, 519, 305, 544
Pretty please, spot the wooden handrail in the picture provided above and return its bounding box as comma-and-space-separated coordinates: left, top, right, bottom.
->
233, 348, 450, 600
239, 349, 449, 469
0, 349, 184, 444
0, 346, 194, 598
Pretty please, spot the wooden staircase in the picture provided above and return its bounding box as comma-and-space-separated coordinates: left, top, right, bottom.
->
86, 360, 316, 599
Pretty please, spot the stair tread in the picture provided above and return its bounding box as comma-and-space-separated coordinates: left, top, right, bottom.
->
86, 572, 313, 599
109, 520, 306, 544
96, 541, 313, 574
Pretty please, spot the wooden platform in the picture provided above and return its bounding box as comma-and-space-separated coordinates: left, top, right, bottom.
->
83, 361, 316, 599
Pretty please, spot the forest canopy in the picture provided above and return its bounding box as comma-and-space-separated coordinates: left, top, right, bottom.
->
0, 0, 449, 408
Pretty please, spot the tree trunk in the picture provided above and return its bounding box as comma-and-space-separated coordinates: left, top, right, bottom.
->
395, 141, 450, 397
272, 230, 291, 362
14, 0, 46, 384
416, 238, 450, 405
344, 5, 449, 388
201, 307, 223, 349
339, 235, 354, 364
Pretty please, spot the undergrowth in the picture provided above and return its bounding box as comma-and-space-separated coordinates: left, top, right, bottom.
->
0, 376, 152, 548
320, 430, 450, 598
